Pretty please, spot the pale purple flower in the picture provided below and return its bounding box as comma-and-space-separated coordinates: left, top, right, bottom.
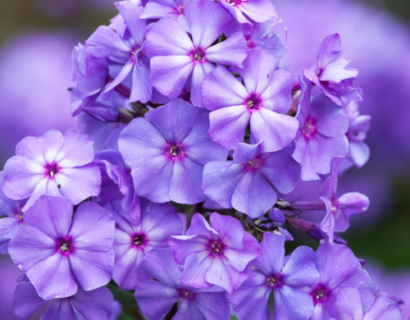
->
13, 282, 114, 320
87, 1, 152, 103
145, 0, 248, 106
229, 233, 319, 320
3, 130, 101, 211
309, 242, 375, 320
325, 287, 402, 320
8, 196, 115, 300
217, 0, 278, 25
304, 33, 363, 106
320, 158, 370, 242
293, 75, 349, 181
0, 172, 26, 254
141, 0, 192, 32
168, 212, 260, 293
202, 48, 298, 152
106, 199, 183, 290
341, 100, 371, 171
203, 142, 300, 218
119, 99, 228, 204
135, 248, 230, 320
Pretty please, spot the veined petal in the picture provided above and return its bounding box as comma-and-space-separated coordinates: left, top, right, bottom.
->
191, 62, 215, 107
251, 233, 285, 276
260, 69, 294, 114
55, 130, 95, 168
130, 59, 152, 103
274, 285, 315, 320
115, 2, 146, 46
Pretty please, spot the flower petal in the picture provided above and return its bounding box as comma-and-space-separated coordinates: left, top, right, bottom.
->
274, 285, 315, 320
55, 130, 95, 168
252, 233, 285, 276
12, 283, 47, 320
180, 250, 213, 289
70, 286, 114, 320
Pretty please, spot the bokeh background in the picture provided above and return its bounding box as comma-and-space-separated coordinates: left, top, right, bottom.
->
0, 0, 409, 319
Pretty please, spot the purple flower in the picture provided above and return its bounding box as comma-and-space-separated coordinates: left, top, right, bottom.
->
13, 282, 114, 320
229, 233, 319, 320
119, 99, 228, 204
168, 212, 260, 293
341, 100, 371, 171
202, 48, 298, 152
135, 248, 231, 320
203, 142, 300, 218
309, 242, 375, 320
2, 130, 101, 211
325, 287, 402, 320
293, 75, 349, 181
87, 1, 152, 103
8, 196, 115, 299
0, 172, 26, 254
304, 33, 363, 106
320, 158, 370, 242
145, 0, 248, 106
106, 199, 183, 290
141, 0, 192, 32
217, 0, 278, 25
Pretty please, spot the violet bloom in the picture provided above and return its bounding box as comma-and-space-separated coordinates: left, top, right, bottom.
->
141, 0, 192, 32
0, 172, 26, 254
310, 242, 375, 320
87, 1, 152, 103
169, 212, 260, 293
217, 0, 278, 25
145, 0, 248, 106
106, 199, 183, 290
203, 142, 300, 218
229, 233, 319, 320
8, 196, 115, 300
293, 75, 349, 181
119, 99, 228, 204
135, 248, 230, 320
342, 100, 371, 171
325, 287, 402, 320
304, 33, 363, 106
3, 130, 101, 211
13, 282, 114, 320
202, 49, 298, 152
320, 158, 370, 242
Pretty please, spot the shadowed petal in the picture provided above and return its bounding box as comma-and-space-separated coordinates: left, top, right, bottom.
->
180, 250, 213, 289
113, 248, 148, 290
70, 286, 114, 320
191, 62, 215, 107
12, 283, 46, 320
42, 299, 77, 320
224, 232, 260, 271
195, 291, 230, 320
274, 285, 315, 320
130, 59, 152, 103
115, 2, 145, 45
252, 233, 285, 276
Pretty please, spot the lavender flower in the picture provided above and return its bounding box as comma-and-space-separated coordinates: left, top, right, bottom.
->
13, 282, 114, 320
107, 199, 183, 290
3, 130, 101, 211
169, 212, 260, 293
119, 99, 228, 204
8, 196, 115, 299
203, 142, 300, 218
229, 233, 319, 320
320, 158, 370, 242
87, 1, 152, 103
145, 0, 248, 106
135, 248, 230, 320
293, 75, 349, 181
217, 0, 278, 25
304, 33, 363, 106
202, 48, 298, 152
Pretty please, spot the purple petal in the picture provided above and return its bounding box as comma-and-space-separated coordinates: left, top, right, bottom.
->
150, 56, 194, 99
209, 106, 250, 150
21, 177, 62, 211
239, 0, 278, 23
282, 246, 319, 288
14, 135, 48, 166
186, 213, 219, 238
42, 299, 77, 320
180, 250, 214, 289
321, 58, 358, 83
205, 31, 248, 68
56, 164, 101, 204
146, 18, 194, 56
202, 66, 248, 111
335, 192, 369, 232
232, 142, 261, 164
251, 108, 298, 153
350, 141, 370, 168
252, 233, 285, 276
169, 235, 208, 265
70, 286, 114, 320
317, 34, 343, 70
324, 287, 363, 320
203, 162, 245, 208
55, 130, 95, 168
0, 217, 23, 242
363, 296, 402, 320
228, 271, 271, 320
141, 2, 177, 20
69, 201, 115, 251
115, 2, 145, 46
130, 60, 153, 103
195, 291, 230, 320
260, 69, 294, 114
224, 232, 260, 271
113, 247, 147, 290
69, 249, 114, 291
185, 0, 230, 48
274, 285, 315, 320
191, 62, 215, 107
173, 299, 206, 320
27, 253, 77, 300
218, 1, 250, 25
342, 268, 375, 312
319, 157, 341, 199
12, 283, 46, 320
210, 212, 245, 250
145, 99, 199, 143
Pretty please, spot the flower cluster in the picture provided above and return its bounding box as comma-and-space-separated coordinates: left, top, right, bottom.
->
0, 0, 403, 319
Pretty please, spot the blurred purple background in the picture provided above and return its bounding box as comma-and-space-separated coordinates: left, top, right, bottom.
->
0, 0, 410, 319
